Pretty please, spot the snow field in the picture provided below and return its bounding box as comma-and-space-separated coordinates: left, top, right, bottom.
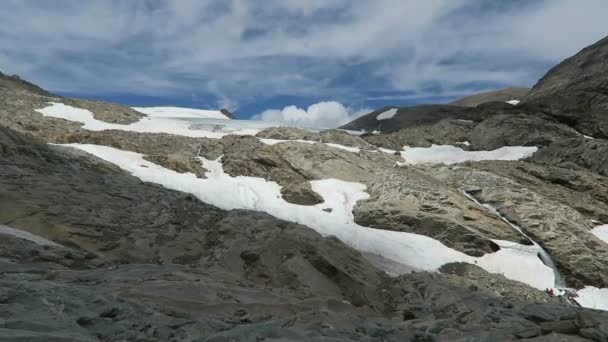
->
591, 224, 608, 245
401, 144, 538, 165
131, 106, 230, 120
61, 143, 555, 290
37, 102, 259, 138
575, 287, 608, 311
376, 108, 398, 120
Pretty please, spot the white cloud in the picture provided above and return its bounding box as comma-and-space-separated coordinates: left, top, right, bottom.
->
252, 101, 369, 129
0, 0, 607, 106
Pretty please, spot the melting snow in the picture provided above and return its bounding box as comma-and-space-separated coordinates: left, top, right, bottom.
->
376, 108, 398, 120
37, 102, 266, 138
506, 100, 521, 105
591, 224, 608, 245
59, 143, 554, 290
402, 144, 538, 165
575, 287, 608, 311
0, 225, 62, 247
131, 106, 229, 120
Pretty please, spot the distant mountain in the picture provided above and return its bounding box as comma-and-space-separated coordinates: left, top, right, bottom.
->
450, 87, 530, 107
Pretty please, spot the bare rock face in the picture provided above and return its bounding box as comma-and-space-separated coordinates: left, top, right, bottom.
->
63, 97, 145, 124
450, 87, 530, 107
469, 114, 581, 150
318, 129, 376, 149
430, 164, 608, 288
362, 118, 475, 149
525, 36, 608, 138
340, 104, 480, 132
6, 126, 608, 340
219, 108, 234, 118
0, 71, 54, 96
352, 169, 524, 257
279, 182, 324, 205
531, 138, 608, 177
256, 126, 320, 141
256, 126, 374, 149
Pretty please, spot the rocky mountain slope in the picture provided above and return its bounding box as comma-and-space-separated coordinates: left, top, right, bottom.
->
450, 87, 530, 107
2, 35, 608, 341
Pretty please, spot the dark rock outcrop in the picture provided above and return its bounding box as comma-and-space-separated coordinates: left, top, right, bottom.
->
525, 36, 608, 138
468, 114, 581, 150
220, 108, 234, 118
531, 138, 608, 177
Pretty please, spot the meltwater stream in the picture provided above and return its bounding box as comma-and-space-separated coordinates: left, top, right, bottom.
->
462, 190, 564, 288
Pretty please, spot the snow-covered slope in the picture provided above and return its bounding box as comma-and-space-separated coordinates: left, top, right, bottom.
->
132, 106, 230, 120
592, 224, 608, 244
37, 102, 269, 138
61, 143, 555, 290
401, 144, 538, 165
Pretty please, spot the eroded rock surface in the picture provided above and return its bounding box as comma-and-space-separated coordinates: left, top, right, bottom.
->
5, 126, 608, 340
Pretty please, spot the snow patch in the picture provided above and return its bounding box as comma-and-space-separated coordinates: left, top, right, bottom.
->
591, 224, 608, 245
402, 144, 538, 165
376, 108, 398, 120
575, 287, 608, 311
324, 143, 361, 153
132, 106, 230, 120
58, 143, 554, 290
36, 102, 261, 138
506, 99, 521, 105
0, 225, 62, 247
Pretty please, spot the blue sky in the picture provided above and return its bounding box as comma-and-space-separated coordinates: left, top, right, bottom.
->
1, 0, 607, 127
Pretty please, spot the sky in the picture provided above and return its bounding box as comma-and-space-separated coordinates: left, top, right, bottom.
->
1, 0, 607, 128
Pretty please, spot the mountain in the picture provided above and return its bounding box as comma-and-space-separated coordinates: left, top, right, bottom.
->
524, 36, 608, 138
2, 36, 608, 340
450, 87, 530, 107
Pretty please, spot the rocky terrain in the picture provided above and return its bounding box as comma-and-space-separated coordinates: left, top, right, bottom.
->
450, 87, 530, 107
1, 35, 608, 341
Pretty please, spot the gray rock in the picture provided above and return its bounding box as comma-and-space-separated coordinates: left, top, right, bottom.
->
525, 35, 608, 139
450, 87, 530, 107
469, 114, 581, 150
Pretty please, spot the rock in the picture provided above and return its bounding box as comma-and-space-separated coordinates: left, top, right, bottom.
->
340, 104, 480, 132
531, 138, 608, 177
2, 125, 608, 341
256, 126, 320, 141
219, 108, 234, 119
429, 163, 608, 288
362, 118, 474, 149
469, 114, 581, 150
280, 182, 324, 205
352, 170, 522, 256
525, 35, 608, 139
319, 129, 375, 149
540, 320, 579, 335
450, 87, 530, 107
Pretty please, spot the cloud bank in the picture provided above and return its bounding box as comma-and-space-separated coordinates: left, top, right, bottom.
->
0, 0, 607, 114
252, 101, 368, 129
